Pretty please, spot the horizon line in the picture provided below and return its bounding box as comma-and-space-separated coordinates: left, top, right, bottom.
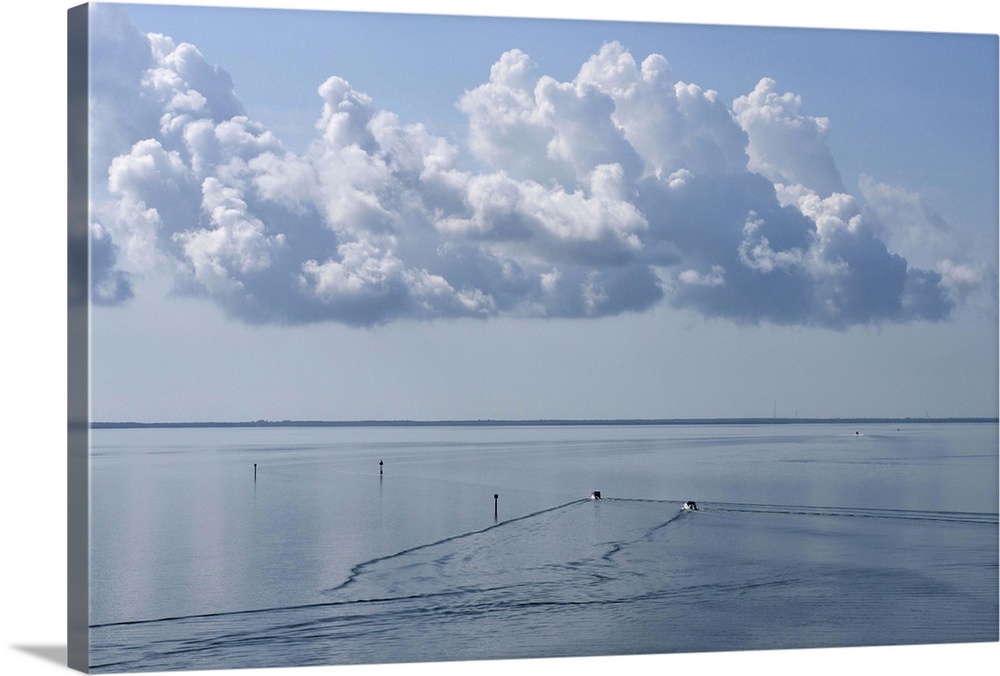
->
87, 416, 1000, 429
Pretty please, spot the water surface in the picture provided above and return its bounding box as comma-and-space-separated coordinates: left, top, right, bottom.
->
88, 422, 999, 672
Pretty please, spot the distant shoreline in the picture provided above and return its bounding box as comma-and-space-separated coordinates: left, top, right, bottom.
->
89, 417, 999, 429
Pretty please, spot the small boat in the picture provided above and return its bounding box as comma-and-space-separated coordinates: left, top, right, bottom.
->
590, 491, 602, 500
682, 500, 698, 511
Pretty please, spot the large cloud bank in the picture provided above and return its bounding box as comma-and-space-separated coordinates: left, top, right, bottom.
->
87, 5, 982, 328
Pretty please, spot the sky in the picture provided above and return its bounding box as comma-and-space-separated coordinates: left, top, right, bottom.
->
79, 0, 999, 423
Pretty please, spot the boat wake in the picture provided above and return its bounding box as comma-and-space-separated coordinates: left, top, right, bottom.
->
89, 497, 999, 673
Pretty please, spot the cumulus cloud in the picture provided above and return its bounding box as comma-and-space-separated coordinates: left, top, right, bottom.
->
87, 5, 978, 329
857, 174, 994, 313
733, 77, 845, 196
859, 175, 963, 268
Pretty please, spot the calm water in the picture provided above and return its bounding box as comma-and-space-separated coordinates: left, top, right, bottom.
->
87, 423, 999, 672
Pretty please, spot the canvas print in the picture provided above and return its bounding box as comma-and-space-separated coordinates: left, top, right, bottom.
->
68, 2, 999, 673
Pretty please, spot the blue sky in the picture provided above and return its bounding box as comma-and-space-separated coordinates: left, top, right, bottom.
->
81, 1, 998, 422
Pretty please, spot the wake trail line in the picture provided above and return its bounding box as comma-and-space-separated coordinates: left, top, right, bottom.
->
584, 497, 995, 525
643, 511, 688, 539
88, 594, 433, 630
89, 581, 549, 631
91, 498, 589, 630
596, 511, 690, 565
708, 501, 998, 524
325, 498, 590, 594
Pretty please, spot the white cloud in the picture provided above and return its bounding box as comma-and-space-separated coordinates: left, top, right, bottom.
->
734, 77, 844, 196
738, 213, 806, 273
183, 116, 284, 178
575, 42, 749, 178
679, 266, 726, 287
458, 41, 748, 185
858, 174, 956, 266
87, 5, 964, 329
108, 138, 192, 200
144, 34, 244, 125
457, 49, 554, 177
299, 239, 496, 324
435, 165, 647, 264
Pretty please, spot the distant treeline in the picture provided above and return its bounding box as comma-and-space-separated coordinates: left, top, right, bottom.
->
90, 417, 998, 429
